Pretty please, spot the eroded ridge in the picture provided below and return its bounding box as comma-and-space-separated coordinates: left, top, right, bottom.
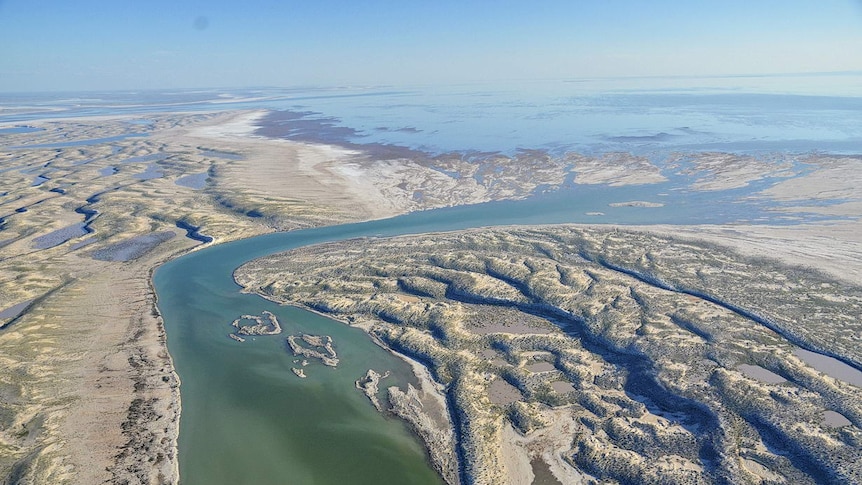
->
236, 226, 862, 485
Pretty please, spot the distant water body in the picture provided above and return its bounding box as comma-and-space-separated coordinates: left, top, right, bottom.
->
2, 73, 861, 157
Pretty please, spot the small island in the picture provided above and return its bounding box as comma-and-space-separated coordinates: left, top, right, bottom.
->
231, 310, 282, 336
287, 334, 339, 368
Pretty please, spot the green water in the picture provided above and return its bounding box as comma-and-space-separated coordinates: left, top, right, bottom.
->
155, 181, 787, 484
155, 216, 466, 485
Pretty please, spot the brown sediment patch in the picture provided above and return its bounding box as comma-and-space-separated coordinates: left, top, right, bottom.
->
256, 110, 429, 161
526, 362, 556, 373
488, 379, 522, 405
793, 348, 862, 388
498, 424, 534, 485
550, 381, 575, 394
822, 410, 851, 428
737, 364, 786, 384
463, 307, 555, 335
530, 458, 564, 485
0, 299, 33, 320
480, 349, 498, 359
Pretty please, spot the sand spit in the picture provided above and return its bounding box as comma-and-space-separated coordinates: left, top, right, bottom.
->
386, 357, 461, 485
667, 152, 796, 191
608, 200, 665, 208
355, 369, 390, 411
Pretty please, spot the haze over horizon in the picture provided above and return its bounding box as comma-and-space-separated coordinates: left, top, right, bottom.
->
1, 0, 862, 92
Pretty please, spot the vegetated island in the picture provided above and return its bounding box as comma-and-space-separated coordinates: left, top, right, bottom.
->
236, 225, 862, 485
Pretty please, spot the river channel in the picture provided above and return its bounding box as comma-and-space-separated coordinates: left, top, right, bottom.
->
154, 178, 809, 484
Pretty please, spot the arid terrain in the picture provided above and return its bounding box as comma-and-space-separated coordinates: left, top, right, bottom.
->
237, 225, 862, 484
1, 109, 861, 484
0, 111, 358, 483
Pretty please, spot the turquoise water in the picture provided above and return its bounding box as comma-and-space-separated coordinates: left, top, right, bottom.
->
156, 224, 446, 485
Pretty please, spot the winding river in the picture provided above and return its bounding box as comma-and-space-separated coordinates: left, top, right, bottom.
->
155, 179, 800, 484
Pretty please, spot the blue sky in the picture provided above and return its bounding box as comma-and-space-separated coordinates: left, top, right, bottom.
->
1, 0, 861, 92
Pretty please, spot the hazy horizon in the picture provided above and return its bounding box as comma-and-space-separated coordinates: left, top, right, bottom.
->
2, 0, 861, 93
